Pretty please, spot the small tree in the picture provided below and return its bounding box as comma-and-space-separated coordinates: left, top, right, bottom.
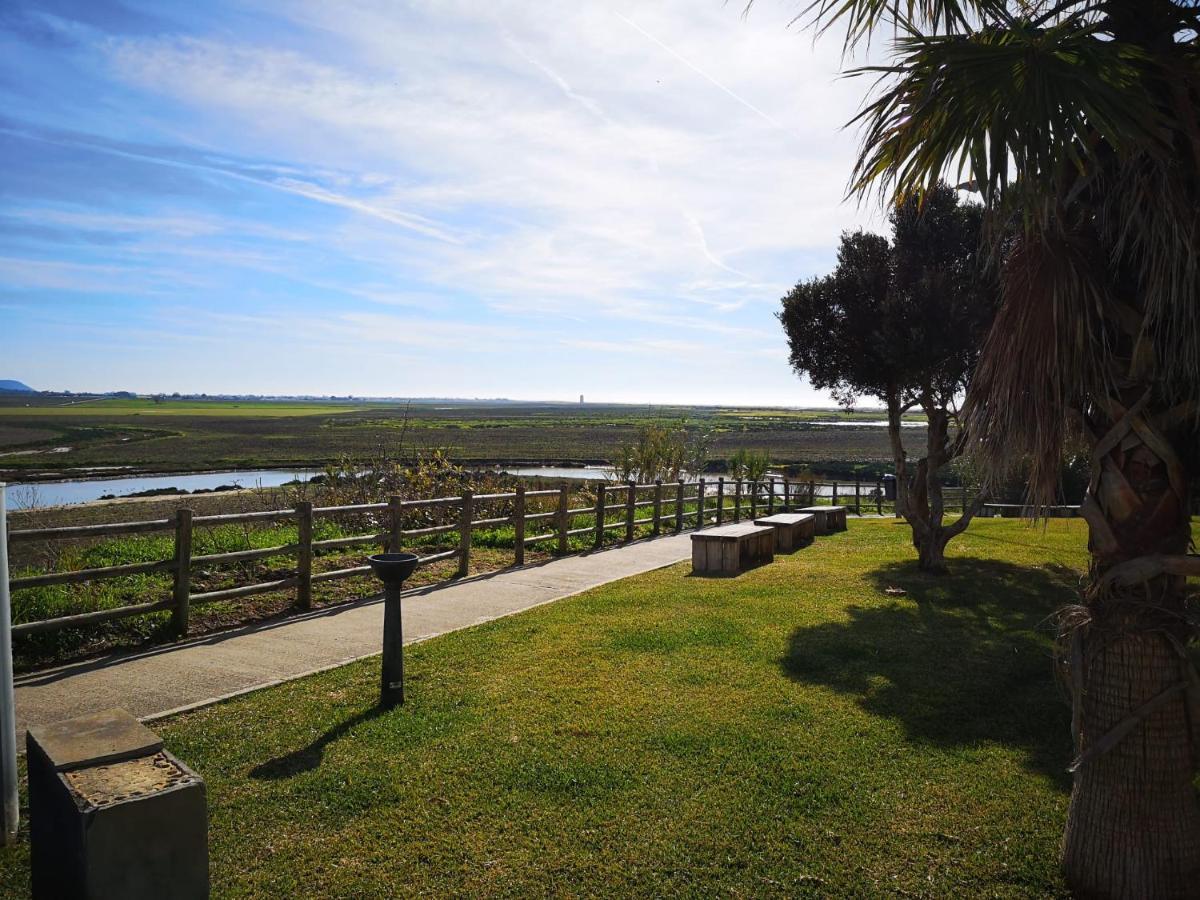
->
682, 422, 715, 479
611, 421, 702, 484
778, 183, 997, 570
728, 448, 771, 482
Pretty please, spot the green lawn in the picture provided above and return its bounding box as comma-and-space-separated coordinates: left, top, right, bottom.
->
0, 518, 1088, 897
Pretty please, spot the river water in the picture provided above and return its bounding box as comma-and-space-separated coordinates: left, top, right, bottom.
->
1, 464, 867, 510
2, 470, 316, 510
2, 465, 611, 509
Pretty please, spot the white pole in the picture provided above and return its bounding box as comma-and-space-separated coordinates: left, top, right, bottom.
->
0, 485, 17, 844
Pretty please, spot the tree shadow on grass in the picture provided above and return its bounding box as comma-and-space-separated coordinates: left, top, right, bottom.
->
781, 557, 1080, 789
250, 705, 387, 780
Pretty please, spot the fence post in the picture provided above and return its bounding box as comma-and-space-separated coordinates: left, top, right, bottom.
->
296, 500, 313, 610
0, 485, 15, 845
625, 482, 636, 542
592, 483, 604, 549
767, 480, 775, 514
855, 477, 861, 517
675, 482, 685, 532
749, 481, 758, 519
557, 483, 569, 555
783, 479, 791, 512
809, 480, 816, 505
716, 478, 725, 525
514, 485, 526, 565
734, 479, 743, 522
171, 508, 193, 637
876, 480, 883, 515
458, 490, 473, 577
652, 480, 663, 536
696, 478, 706, 528
832, 481, 839, 507
962, 486, 968, 514
388, 494, 403, 553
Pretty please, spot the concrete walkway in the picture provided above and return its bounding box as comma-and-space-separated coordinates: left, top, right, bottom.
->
14, 534, 693, 739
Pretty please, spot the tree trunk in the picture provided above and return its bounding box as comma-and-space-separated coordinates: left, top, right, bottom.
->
885, 387, 911, 520
909, 457, 931, 551
1061, 385, 1200, 897
1062, 623, 1200, 897
886, 391, 982, 572
916, 527, 948, 572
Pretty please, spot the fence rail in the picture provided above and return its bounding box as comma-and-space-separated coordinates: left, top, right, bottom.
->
6, 477, 969, 640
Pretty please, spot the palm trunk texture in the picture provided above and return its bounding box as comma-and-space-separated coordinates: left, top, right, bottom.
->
1061, 378, 1200, 897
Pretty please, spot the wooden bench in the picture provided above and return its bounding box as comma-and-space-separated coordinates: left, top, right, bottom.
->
752, 513, 815, 552
796, 506, 849, 534
691, 524, 775, 575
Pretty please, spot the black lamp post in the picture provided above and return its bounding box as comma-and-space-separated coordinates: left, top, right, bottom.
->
367, 552, 419, 708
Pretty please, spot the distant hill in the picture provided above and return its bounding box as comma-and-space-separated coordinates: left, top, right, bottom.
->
0, 380, 33, 393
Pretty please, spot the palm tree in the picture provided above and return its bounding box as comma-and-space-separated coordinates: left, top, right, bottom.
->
782, 1, 1200, 895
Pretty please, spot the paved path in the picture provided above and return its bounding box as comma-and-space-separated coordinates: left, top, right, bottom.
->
14, 534, 693, 739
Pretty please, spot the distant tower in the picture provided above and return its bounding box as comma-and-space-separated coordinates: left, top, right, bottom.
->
579, 394, 584, 404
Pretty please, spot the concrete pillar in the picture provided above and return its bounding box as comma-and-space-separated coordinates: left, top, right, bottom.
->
27, 708, 208, 899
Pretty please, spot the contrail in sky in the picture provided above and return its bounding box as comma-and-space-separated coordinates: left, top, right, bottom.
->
613, 12, 796, 138
0, 123, 461, 245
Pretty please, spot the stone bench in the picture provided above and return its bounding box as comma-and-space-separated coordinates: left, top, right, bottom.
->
752, 513, 815, 552
796, 506, 849, 534
691, 523, 775, 575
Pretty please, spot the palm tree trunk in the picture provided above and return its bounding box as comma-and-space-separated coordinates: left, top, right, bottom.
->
1061, 387, 1200, 897
1062, 625, 1200, 897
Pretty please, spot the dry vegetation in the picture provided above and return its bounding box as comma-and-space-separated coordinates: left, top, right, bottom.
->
0, 398, 927, 478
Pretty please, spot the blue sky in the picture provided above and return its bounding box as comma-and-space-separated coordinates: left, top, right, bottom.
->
0, 0, 879, 405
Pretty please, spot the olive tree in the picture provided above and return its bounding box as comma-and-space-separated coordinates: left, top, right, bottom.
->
778, 184, 996, 570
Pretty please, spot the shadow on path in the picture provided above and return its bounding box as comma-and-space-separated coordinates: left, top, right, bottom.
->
780, 557, 1080, 788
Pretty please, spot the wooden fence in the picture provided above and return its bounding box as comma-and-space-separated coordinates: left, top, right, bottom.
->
5, 477, 966, 640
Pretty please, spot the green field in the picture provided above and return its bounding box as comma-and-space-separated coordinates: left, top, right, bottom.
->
0, 396, 928, 476
0, 517, 1087, 897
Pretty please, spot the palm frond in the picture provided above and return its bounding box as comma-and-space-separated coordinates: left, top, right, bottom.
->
846, 20, 1170, 211
839, 11, 1200, 500
760, 1, 1200, 501
964, 228, 1113, 505
1096, 147, 1200, 393
799, 0, 979, 45
795, 1, 1104, 48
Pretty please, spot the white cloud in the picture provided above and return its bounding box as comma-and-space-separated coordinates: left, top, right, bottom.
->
101, 1, 877, 325
3, 0, 889, 403
0, 256, 208, 294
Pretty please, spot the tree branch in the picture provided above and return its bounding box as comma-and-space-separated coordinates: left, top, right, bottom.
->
943, 492, 987, 540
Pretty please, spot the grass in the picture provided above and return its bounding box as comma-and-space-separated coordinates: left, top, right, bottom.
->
9, 484, 828, 668
9, 519, 348, 667
9, 511, 548, 670
0, 517, 1090, 896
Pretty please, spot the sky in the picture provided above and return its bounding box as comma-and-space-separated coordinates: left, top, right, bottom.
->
0, 0, 883, 406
